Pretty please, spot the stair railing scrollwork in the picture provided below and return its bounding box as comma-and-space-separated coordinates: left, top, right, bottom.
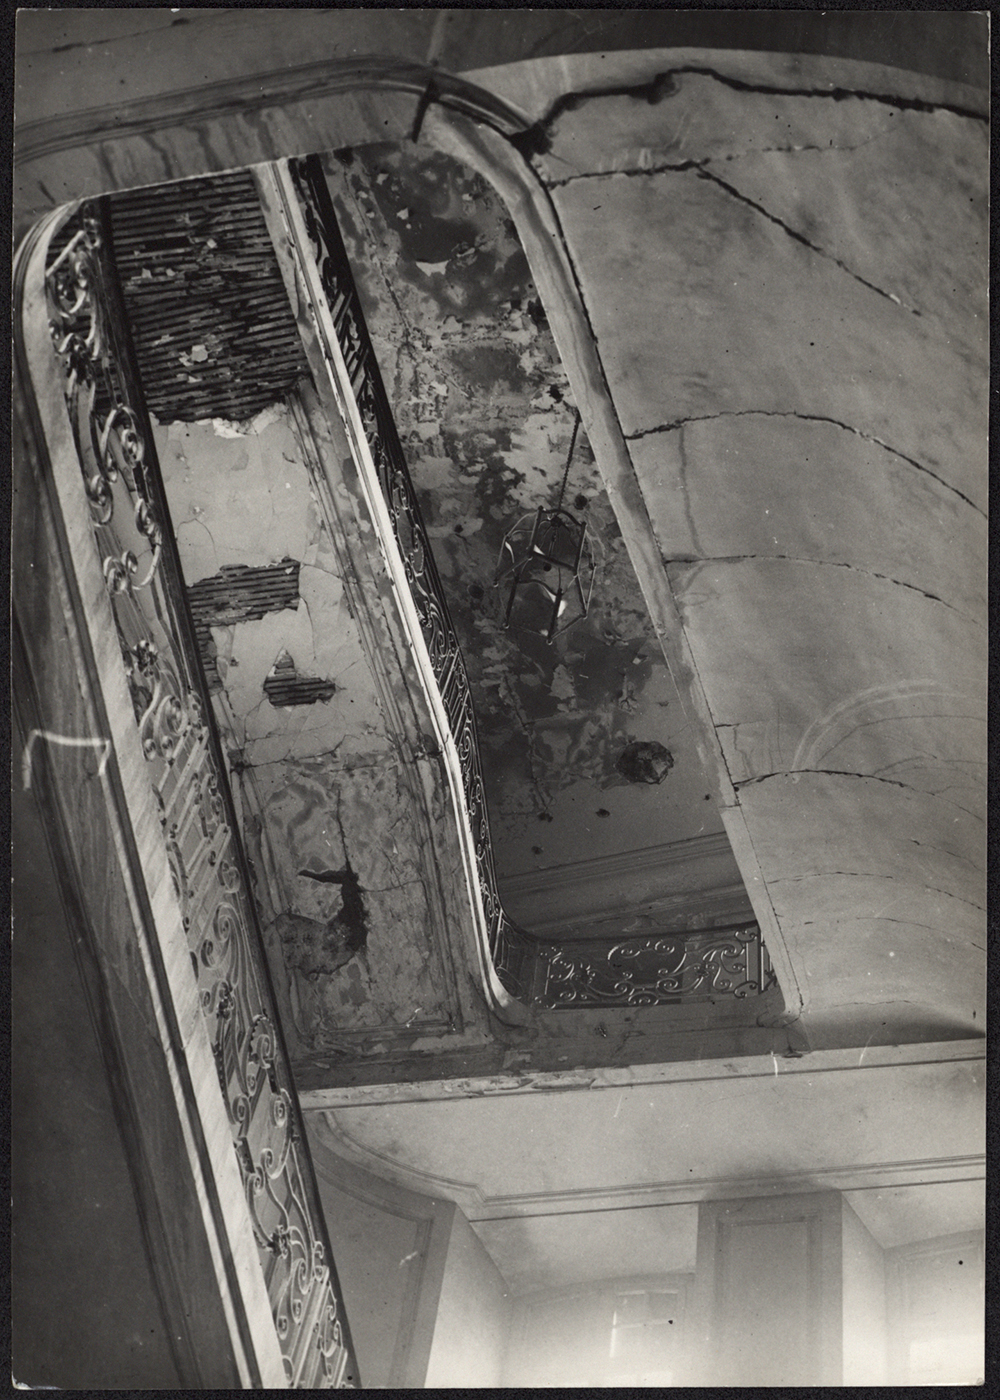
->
285, 154, 777, 1011
38, 201, 358, 1388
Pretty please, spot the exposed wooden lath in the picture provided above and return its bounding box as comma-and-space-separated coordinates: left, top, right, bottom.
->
187, 558, 301, 689
187, 558, 301, 624
109, 171, 308, 423
263, 651, 336, 708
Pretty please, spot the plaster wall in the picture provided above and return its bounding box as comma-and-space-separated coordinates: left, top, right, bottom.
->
841, 1196, 888, 1384
313, 1136, 510, 1387
504, 1285, 614, 1386
424, 1209, 511, 1388
886, 1231, 984, 1383
312, 1149, 454, 1389
316, 1176, 436, 1389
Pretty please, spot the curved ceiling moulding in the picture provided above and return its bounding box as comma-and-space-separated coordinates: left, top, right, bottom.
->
15, 34, 988, 173
15, 57, 534, 167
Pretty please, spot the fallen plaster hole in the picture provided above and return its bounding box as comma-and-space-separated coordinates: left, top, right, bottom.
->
273, 862, 369, 981
616, 740, 674, 784
263, 650, 336, 707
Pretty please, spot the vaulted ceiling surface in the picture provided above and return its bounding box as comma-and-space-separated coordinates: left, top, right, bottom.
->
322, 146, 733, 897
513, 60, 987, 1039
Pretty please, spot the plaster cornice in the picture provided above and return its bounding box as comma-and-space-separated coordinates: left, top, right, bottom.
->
305, 1039, 985, 1218
15, 56, 532, 168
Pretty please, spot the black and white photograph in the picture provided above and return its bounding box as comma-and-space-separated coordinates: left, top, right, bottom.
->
12, 7, 987, 1388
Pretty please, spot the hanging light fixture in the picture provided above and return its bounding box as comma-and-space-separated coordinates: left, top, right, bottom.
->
494, 410, 596, 643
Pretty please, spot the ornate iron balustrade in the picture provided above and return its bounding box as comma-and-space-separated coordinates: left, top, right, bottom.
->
286, 154, 777, 1011
41, 202, 357, 1387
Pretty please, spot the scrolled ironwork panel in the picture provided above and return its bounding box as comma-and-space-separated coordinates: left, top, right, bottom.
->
43, 200, 357, 1388
542, 926, 776, 1007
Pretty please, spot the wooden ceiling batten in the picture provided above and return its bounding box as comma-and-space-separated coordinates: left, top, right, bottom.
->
109, 171, 308, 425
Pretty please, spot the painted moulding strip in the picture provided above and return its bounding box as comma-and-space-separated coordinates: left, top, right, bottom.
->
389, 1154, 987, 1224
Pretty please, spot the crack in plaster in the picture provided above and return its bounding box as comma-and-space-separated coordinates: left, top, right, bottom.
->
736, 765, 918, 790
548, 159, 705, 185
674, 424, 705, 559
342, 180, 447, 406
557, 157, 926, 314
499, 672, 552, 816
767, 871, 985, 913
807, 915, 983, 939
711, 129, 895, 163
693, 164, 923, 315
670, 554, 981, 627
515, 64, 986, 160
732, 767, 985, 823
627, 410, 986, 519
175, 512, 218, 552
904, 839, 982, 871
546, 126, 893, 186
796, 996, 935, 1012
249, 756, 395, 775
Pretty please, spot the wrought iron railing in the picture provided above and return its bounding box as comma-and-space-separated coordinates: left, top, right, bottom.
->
286, 154, 776, 1010
41, 201, 357, 1387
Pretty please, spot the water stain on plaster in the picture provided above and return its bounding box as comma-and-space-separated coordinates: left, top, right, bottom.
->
341, 149, 533, 324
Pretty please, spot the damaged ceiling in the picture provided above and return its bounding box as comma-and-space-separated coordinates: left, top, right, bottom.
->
323, 144, 731, 890
110, 148, 758, 1062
